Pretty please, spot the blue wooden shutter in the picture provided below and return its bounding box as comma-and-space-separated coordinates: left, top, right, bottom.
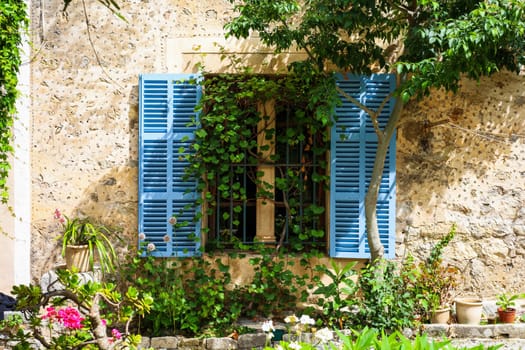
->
138, 74, 201, 257
330, 74, 396, 258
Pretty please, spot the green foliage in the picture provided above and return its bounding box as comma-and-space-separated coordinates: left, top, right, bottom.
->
266, 327, 503, 350
120, 247, 244, 337
398, 0, 525, 101
120, 241, 313, 337
55, 209, 121, 275
355, 259, 418, 331
313, 260, 359, 330
1, 269, 152, 350
226, 0, 525, 100
232, 248, 311, 318
496, 292, 524, 311
184, 71, 337, 250
0, 0, 28, 203
406, 224, 459, 322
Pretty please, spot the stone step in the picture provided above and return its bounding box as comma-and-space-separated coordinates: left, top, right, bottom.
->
424, 323, 525, 339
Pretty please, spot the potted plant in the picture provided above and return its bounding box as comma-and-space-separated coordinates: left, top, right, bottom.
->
427, 263, 458, 324
55, 209, 119, 274
496, 292, 523, 323
408, 225, 458, 324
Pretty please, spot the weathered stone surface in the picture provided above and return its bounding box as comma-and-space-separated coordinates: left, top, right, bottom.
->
150, 336, 179, 349
205, 337, 238, 350
178, 337, 204, 350
138, 336, 151, 349
493, 324, 525, 339
237, 333, 266, 350
459, 324, 495, 339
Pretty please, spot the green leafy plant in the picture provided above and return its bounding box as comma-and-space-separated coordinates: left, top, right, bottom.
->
406, 224, 459, 322
355, 259, 418, 330
55, 209, 120, 274
313, 260, 359, 330
264, 326, 503, 350
0, 0, 28, 203
183, 71, 336, 251
233, 247, 310, 318
0, 269, 152, 350
496, 293, 523, 311
120, 242, 244, 337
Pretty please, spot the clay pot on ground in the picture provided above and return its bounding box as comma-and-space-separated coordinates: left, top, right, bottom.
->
455, 298, 483, 324
431, 307, 451, 324
498, 308, 517, 323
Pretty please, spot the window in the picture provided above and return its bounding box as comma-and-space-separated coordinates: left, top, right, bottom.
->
138, 73, 396, 258
204, 96, 327, 251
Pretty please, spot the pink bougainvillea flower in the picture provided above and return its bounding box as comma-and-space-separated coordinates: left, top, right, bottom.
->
41, 306, 58, 321
168, 216, 177, 225
57, 306, 84, 329
111, 328, 122, 340
101, 319, 107, 326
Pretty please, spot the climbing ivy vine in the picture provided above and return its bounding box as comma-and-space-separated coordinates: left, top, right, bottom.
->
0, 0, 28, 203
183, 67, 340, 252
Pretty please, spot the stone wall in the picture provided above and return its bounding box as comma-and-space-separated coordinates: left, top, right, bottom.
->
397, 71, 525, 296
26, 0, 525, 297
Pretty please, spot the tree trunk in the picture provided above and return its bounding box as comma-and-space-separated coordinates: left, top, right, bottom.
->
365, 97, 404, 263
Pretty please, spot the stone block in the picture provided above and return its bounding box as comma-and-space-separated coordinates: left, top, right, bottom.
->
205, 337, 238, 350
422, 324, 450, 338
138, 336, 150, 349
493, 324, 525, 338
450, 325, 494, 339
178, 337, 205, 350
150, 336, 179, 349
238, 333, 266, 349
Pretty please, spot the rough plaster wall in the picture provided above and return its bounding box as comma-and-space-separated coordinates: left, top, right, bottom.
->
397, 71, 525, 297
29, 0, 525, 297
30, 0, 235, 280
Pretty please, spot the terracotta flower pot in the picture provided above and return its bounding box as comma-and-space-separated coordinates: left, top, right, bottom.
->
65, 244, 90, 272
498, 308, 516, 324
455, 298, 483, 324
431, 307, 451, 324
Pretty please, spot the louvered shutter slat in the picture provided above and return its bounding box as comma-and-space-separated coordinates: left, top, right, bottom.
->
139, 74, 201, 257
330, 74, 396, 258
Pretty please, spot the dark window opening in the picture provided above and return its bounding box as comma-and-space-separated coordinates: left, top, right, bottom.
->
205, 102, 327, 251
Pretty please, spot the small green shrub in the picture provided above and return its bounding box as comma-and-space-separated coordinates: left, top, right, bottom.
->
229, 247, 310, 318
313, 260, 359, 329
355, 259, 418, 330
121, 249, 243, 337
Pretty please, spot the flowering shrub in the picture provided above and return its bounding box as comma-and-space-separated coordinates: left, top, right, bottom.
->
0, 269, 153, 349
42, 306, 84, 329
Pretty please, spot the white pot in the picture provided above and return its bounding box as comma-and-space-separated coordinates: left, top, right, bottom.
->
455, 298, 483, 325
